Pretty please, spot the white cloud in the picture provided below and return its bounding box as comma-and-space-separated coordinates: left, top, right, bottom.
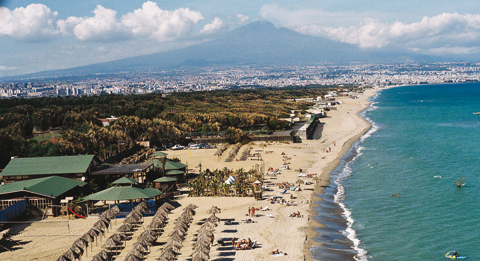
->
236, 14, 249, 24
122, 1, 204, 41
69, 5, 131, 42
1, 1, 205, 43
200, 17, 225, 35
259, 5, 480, 54
0, 4, 59, 41
0, 66, 17, 71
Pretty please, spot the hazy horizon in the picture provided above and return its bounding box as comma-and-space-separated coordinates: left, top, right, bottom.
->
3, 1, 480, 77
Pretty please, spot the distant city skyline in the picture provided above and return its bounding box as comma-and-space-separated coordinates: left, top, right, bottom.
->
3, 1, 480, 77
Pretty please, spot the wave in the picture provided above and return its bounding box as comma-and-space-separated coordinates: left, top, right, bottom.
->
332, 98, 380, 261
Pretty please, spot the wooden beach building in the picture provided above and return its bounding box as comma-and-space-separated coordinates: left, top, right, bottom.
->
1, 155, 98, 183
0, 176, 86, 216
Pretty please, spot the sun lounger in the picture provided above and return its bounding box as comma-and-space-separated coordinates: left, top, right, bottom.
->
272, 253, 286, 257
266, 214, 275, 218
280, 189, 287, 194
260, 206, 269, 211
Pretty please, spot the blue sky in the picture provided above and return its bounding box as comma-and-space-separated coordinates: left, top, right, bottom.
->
2, 0, 480, 77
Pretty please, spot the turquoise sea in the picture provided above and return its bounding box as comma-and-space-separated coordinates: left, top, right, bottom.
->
312, 83, 480, 260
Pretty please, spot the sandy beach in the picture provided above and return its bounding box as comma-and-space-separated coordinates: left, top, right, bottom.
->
0, 88, 377, 261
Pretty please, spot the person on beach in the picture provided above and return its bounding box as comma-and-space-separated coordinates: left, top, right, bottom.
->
252, 207, 256, 217
231, 237, 236, 247
248, 207, 251, 216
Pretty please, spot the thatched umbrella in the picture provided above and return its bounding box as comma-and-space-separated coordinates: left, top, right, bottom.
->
124, 253, 141, 261
63, 248, 78, 261
197, 229, 214, 238
126, 210, 143, 220
164, 239, 182, 249
170, 228, 186, 238
183, 208, 195, 215
80, 233, 94, 243
91, 254, 105, 261
159, 249, 177, 260
97, 250, 109, 260
197, 233, 214, 244
193, 244, 211, 255
73, 238, 88, 249
155, 208, 169, 216
192, 250, 209, 261
169, 233, 184, 243
160, 202, 175, 210
109, 233, 126, 242
102, 237, 121, 256
295, 179, 305, 184
132, 207, 145, 217
148, 219, 164, 230
138, 233, 156, 244
70, 243, 84, 257
111, 205, 120, 214
157, 257, 171, 261
193, 239, 211, 250
117, 223, 133, 232
201, 221, 218, 228
129, 247, 145, 259
207, 206, 221, 214
125, 215, 140, 224
55, 255, 70, 261
137, 237, 153, 247
186, 204, 198, 209
132, 242, 148, 253
206, 214, 221, 223
137, 201, 148, 210
93, 219, 109, 231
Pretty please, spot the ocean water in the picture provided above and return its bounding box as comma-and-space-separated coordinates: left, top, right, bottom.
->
312, 83, 480, 260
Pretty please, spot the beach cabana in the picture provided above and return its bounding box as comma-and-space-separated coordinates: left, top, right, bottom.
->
82, 177, 161, 216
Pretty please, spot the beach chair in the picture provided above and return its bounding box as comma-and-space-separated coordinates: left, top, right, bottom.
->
280, 189, 287, 194
260, 206, 269, 211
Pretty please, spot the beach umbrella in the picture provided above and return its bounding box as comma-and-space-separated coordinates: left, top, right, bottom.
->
80, 233, 94, 243
91, 254, 105, 261
101, 209, 115, 219
159, 249, 177, 260
161, 202, 175, 210
127, 210, 143, 220
109, 233, 126, 242
197, 233, 214, 244
98, 250, 109, 260
63, 248, 78, 260
197, 229, 214, 238
102, 237, 120, 248
137, 237, 153, 247
73, 238, 88, 249
202, 221, 218, 228
148, 219, 164, 229
111, 205, 120, 214
157, 257, 171, 261
192, 250, 209, 261
125, 215, 140, 224
138, 233, 156, 243
55, 255, 70, 261
206, 214, 220, 223
70, 244, 84, 256
88, 227, 103, 237
163, 243, 181, 254
124, 253, 141, 261
117, 223, 133, 232
129, 247, 145, 259
132, 242, 149, 252
94, 219, 108, 230
295, 179, 305, 184
183, 208, 196, 215
156, 208, 169, 216
186, 204, 198, 209
132, 207, 145, 216
193, 244, 211, 255
164, 239, 183, 249
169, 233, 184, 243
207, 206, 221, 214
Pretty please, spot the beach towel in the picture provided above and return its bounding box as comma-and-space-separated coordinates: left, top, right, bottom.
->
272, 253, 285, 257
260, 206, 269, 211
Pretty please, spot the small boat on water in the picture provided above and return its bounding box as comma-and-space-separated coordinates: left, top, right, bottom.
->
473, 112, 480, 115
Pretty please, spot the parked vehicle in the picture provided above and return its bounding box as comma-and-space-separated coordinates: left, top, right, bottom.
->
171, 144, 185, 150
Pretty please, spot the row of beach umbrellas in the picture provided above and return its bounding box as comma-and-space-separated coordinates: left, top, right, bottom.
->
192, 206, 221, 261
123, 202, 175, 261
56, 205, 120, 261
157, 204, 198, 261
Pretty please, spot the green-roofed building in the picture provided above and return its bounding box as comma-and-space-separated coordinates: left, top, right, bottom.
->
112, 177, 138, 186
149, 151, 168, 158
153, 177, 177, 199
152, 160, 187, 183
1, 155, 99, 182
0, 176, 86, 216
82, 186, 161, 202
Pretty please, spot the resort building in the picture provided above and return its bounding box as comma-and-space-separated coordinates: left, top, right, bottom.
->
0, 155, 99, 182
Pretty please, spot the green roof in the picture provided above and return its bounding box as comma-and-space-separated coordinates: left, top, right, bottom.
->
153, 177, 177, 183
112, 177, 138, 185
166, 170, 184, 175
1, 155, 94, 177
0, 176, 86, 198
150, 152, 168, 157
82, 186, 161, 201
152, 160, 187, 170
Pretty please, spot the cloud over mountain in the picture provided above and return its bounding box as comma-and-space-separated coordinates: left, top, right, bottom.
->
1, 1, 205, 42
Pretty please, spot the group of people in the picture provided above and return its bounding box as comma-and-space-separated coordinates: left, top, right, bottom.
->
232, 237, 256, 250
289, 211, 302, 217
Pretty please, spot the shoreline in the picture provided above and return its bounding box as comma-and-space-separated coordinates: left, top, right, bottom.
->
303, 88, 379, 261
0, 87, 382, 261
